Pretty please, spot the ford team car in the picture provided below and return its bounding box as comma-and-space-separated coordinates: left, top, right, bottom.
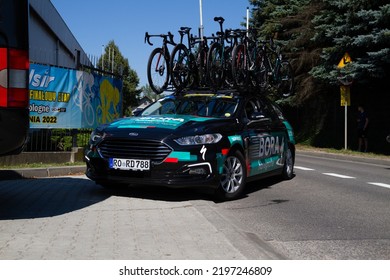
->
85, 89, 295, 200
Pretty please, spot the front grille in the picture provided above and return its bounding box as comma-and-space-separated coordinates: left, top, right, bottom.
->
98, 139, 172, 163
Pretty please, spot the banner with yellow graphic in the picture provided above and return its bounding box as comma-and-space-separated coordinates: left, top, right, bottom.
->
29, 64, 122, 128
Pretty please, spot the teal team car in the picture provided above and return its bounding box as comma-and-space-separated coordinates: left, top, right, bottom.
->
85, 89, 295, 200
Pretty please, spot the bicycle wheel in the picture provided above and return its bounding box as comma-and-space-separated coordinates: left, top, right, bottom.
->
275, 60, 294, 98
251, 50, 268, 91
207, 42, 224, 89
196, 46, 208, 88
231, 44, 248, 89
147, 47, 169, 94
170, 44, 191, 91
223, 46, 234, 89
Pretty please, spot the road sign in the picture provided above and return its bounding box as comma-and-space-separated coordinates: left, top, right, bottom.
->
340, 85, 350, 106
337, 52, 352, 68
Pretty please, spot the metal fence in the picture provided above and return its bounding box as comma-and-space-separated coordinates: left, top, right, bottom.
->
25, 129, 92, 152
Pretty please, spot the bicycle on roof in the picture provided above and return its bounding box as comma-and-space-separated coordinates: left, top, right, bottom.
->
257, 37, 294, 98
206, 16, 232, 90
145, 31, 176, 94
231, 28, 264, 90
145, 17, 294, 99
169, 27, 197, 91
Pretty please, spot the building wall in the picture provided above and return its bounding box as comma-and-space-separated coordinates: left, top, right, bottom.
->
29, 0, 91, 69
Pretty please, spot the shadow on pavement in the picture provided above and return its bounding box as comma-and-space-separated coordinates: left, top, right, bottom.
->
245, 175, 293, 196
103, 184, 215, 202
105, 175, 289, 203
0, 172, 292, 220
0, 177, 110, 220
0, 170, 26, 180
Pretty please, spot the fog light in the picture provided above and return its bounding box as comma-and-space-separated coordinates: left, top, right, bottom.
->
189, 168, 206, 175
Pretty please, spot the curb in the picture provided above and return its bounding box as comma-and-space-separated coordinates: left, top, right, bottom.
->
0, 166, 86, 179
297, 149, 390, 166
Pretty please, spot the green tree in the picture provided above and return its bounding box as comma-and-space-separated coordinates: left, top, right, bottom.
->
98, 41, 141, 116
141, 84, 157, 102
249, 0, 322, 104
311, 0, 390, 85
249, 0, 390, 153
250, 0, 330, 145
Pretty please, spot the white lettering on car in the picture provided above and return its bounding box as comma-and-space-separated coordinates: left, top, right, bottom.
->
259, 136, 284, 158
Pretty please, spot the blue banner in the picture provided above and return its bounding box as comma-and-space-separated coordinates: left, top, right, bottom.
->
29, 64, 122, 129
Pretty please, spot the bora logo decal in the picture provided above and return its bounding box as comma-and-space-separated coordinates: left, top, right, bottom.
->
258, 136, 284, 158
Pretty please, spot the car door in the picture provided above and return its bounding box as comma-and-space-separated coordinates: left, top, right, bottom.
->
258, 98, 288, 171
244, 97, 285, 177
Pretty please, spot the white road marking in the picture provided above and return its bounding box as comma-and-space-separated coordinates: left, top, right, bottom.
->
367, 182, 390, 189
322, 173, 356, 179
295, 166, 315, 171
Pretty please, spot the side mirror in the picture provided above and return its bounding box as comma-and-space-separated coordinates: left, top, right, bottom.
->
248, 112, 271, 126
250, 112, 265, 120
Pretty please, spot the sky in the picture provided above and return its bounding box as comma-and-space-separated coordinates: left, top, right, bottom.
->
50, 0, 252, 88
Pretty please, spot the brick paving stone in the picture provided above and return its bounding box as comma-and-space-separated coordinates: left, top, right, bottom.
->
0, 176, 252, 260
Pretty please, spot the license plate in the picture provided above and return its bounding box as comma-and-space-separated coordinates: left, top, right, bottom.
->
109, 158, 150, 171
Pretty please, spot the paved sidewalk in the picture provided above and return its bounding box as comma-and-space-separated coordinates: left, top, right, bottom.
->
0, 176, 279, 260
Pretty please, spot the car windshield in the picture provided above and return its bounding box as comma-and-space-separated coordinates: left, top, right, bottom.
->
141, 95, 239, 118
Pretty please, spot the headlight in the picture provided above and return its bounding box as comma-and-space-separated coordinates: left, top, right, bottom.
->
174, 133, 222, 145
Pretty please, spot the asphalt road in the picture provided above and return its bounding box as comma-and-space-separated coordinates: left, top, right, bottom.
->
0, 152, 389, 259
207, 152, 390, 259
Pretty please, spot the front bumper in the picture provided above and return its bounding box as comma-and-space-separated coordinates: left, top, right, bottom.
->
85, 155, 220, 189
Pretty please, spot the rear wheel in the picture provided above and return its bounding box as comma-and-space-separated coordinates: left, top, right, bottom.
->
215, 150, 246, 200
147, 47, 169, 94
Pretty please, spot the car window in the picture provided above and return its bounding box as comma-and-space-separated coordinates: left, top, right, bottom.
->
244, 99, 261, 119
175, 97, 238, 118
257, 99, 279, 121
141, 99, 175, 116
211, 99, 237, 117
271, 103, 286, 120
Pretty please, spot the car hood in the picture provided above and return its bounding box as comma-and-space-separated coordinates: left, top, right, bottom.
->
109, 115, 214, 129
102, 115, 222, 140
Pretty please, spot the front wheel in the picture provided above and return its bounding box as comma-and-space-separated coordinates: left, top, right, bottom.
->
215, 150, 247, 201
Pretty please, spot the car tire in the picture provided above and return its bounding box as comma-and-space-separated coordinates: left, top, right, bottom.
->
282, 144, 294, 180
215, 150, 247, 201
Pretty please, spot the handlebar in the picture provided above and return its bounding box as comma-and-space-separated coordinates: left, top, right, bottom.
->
144, 32, 176, 46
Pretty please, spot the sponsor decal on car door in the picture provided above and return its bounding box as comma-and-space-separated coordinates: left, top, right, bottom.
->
248, 132, 285, 176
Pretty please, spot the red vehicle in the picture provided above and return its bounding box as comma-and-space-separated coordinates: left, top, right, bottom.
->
0, 0, 29, 155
